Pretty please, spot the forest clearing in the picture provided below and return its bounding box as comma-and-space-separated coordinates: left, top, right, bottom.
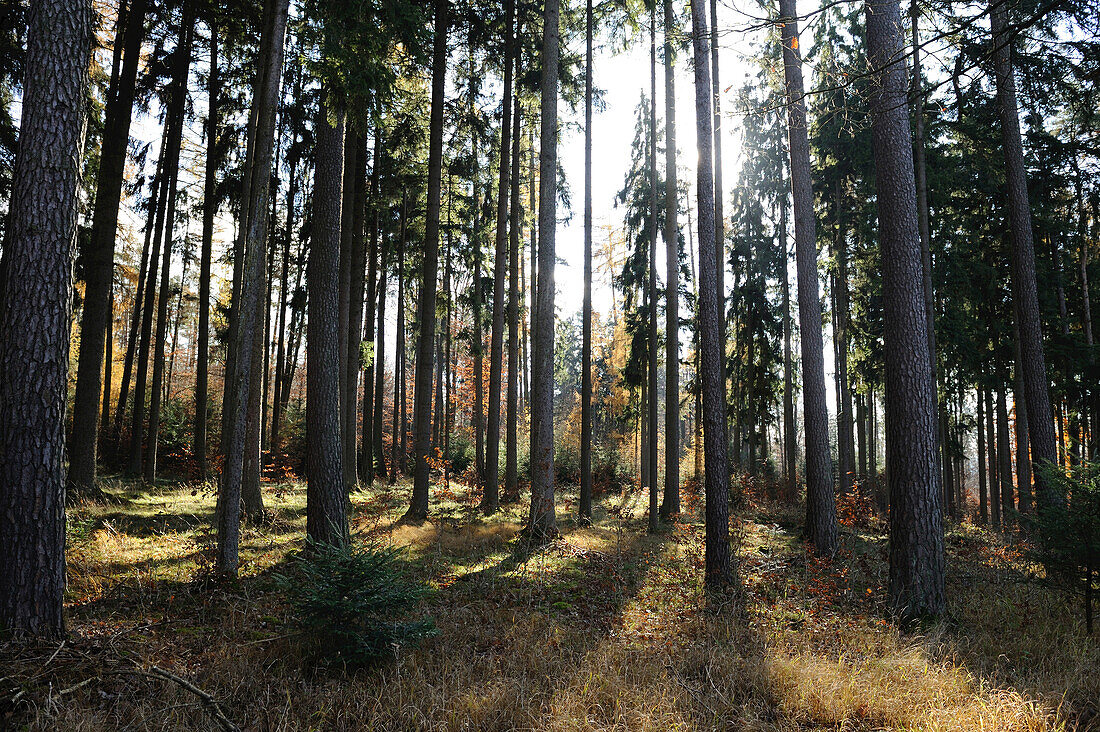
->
2, 476, 1097, 730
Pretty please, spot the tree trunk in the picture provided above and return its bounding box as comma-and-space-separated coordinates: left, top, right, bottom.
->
112, 136, 164, 452
484, 0, 515, 514
472, 96, 486, 485
1012, 311, 1032, 513
129, 128, 173, 476
690, 0, 734, 589
68, 0, 147, 496
833, 185, 855, 497
647, 4, 659, 534
146, 7, 194, 482
978, 385, 988, 524
661, 0, 680, 519
392, 190, 407, 481
407, 0, 449, 521
506, 89, 523, 503
305, 93, 349, 547
529, 0, 559, 540
709, 0, 726, 365
911, 0, 944, 511
579, 0, 594, 524
337, 131, 356, 485
0, 0, 90, 636
996, 385, 1015, 528
781, 190, 796, 501
778, 0, 838, 554
216, 0, 289, 573
990, 0, 1059, 511
373, 229, 389, 480
987, 386, 1001, 528
357, 138, 376, 484
195, 16, 220, 479
866, 0, 945, 619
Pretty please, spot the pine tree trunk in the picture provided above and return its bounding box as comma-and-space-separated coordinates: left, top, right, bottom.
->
358, 139, 377, 484
112, 136, 164, 451
472, 98, 486, 485
373, 236, 388, 478
978, 385, 988, 524
661, 0, 680, 519
305, 93, 348, 547
1012, 311, 1032, 513
647, 5, 659, 534
506, 90, 523, 503
690, 0, 733, 589
833, 185, 855, 497
781, 195, 796, 502
778, 0, 838, 554
529, 0, 559, 539
129, 134, 172, 476
146, 9, 194, 481
996, 385, 1015, 527
408, 0, 449, 521
195, 17, 220, 479
709, 0, 726, 365
337, 132, 356, 485
484, 0, 515, 514
866, 0, 945, 619
68, 0, 147, 497
216, 0, 290, 573
987, 386, 1001, 528
392, 190, 407, 481
579, 0, 594, 523
990, 0, 1059, 511
0, 0, 90, 636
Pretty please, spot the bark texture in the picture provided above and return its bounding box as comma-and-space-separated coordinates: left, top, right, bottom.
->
408, 0, 449, 521
0, 0, 91, 636
990, 0, 1059, 510
529, 0, 560, 539
68, 0, 148, 496
866, 0, 945, 619
778, 0, 838, 554
306, 96, 349, 547
690, 0, 734, 589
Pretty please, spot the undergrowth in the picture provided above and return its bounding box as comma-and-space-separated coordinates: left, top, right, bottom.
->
0, 477, 1096, 730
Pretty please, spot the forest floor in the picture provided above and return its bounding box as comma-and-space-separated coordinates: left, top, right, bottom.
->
2, 474, 1099, 731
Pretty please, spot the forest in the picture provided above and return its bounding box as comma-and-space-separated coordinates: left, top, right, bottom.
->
0, 0, 1099, 727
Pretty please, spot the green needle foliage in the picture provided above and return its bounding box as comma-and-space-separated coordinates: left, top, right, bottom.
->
276, 540, 437, 667
1029, 462, 1100, 635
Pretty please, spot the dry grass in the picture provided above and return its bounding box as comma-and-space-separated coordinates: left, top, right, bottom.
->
1, 477, 1097, 731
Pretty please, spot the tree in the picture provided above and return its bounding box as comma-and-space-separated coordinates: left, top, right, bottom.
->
145, 1, 195, 483
306, 92, 349, 547
647, 2, 659, 534
68, 0, 148, 497
865, 0, 945, 619
580, 0, 594, 524
661, 0, 680, 520
0, 0, 91, 636
484, 0, 515, 515
690, 0, 734, 589
777, 0, 838, 554
990, 0, 1060, 511
529, 0, 559, 540
217, 0, 291, 575
407, 0, 449, 522
195, 13, 221, 480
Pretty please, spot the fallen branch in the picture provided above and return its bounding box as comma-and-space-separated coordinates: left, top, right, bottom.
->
138, 664, 240, 732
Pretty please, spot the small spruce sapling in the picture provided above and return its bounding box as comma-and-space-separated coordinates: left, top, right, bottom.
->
276, 540, 437, 666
